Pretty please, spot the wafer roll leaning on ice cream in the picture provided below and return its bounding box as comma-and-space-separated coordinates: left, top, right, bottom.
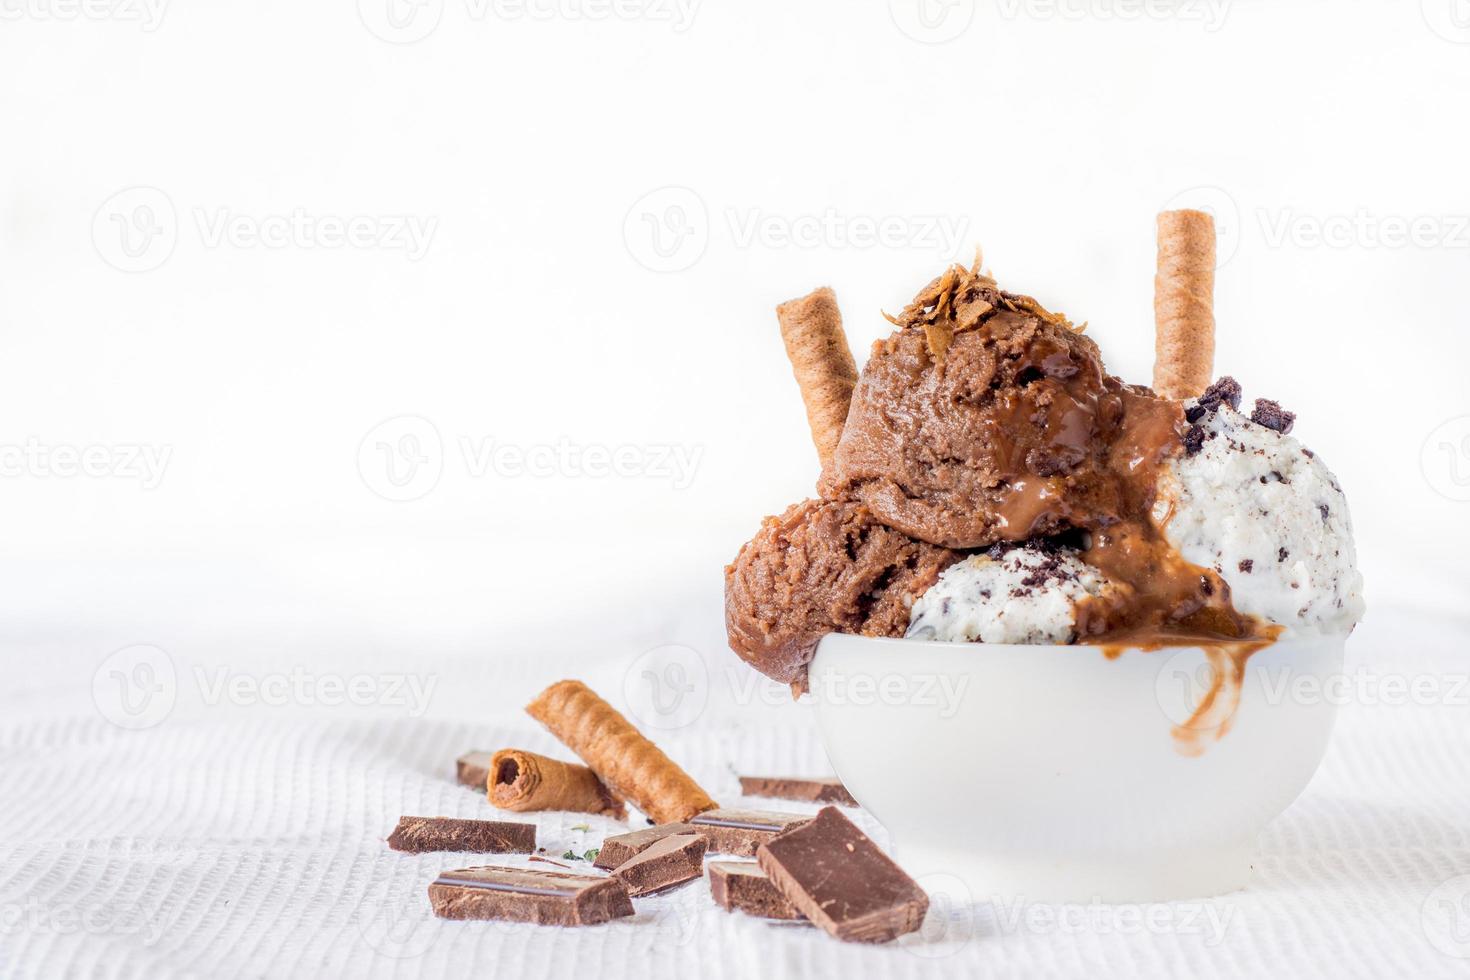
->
776, 287, 858, 470
1153, 209, 1216, 400
488, 748, 627, 819
525, 680, 717, 824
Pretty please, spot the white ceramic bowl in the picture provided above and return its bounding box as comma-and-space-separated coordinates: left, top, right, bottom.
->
809, 633, 1346, 903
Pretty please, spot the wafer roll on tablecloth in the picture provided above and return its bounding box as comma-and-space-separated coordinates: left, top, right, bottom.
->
525, 680, 717, 824
776, 286, 858, 470
1153, 208, 1217, 400
488, 748, 626, 819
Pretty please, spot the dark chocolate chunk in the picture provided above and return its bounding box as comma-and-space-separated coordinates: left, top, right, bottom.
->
708, 861, 805, 920
690, 809, 812, 857
738, 775, 858, 808
1184, 424, 1208, 456
610, 833, 707, 897
1198, 376, 1242, 412
592, 823, 695, 870
456, 751, 493, 791
1238, 559, 1253, 574
1250, 398, 1295, 434
429, 865, 633, 925
387, 816, 535, 854
756, 807, 927, 943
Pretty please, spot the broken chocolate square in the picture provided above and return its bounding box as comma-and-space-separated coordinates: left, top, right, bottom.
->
708, 862, 804, 920
756, 806, 927, 943
610, 833, 707, 897
592, 823, 695, 870
690, 809, 812, 857
738, 775, 858, 807
456, 751, 493, 791
429, 865, 633, 925
387, 816, 535, 854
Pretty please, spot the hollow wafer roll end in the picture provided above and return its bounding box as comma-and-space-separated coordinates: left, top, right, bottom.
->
525, 680, 717, 824
1153, 209, 1216, 401
776, 287, 858, 470
489, 748, 627, 819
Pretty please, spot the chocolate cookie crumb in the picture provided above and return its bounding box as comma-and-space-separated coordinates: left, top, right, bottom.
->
1251, 398, 1295, 434
1238, 559, 1253, 574
1278, 547, 1290, 563
1318, 503, 1330, 523
1198, 376, 1242, 413
1184, 425, 1207, 455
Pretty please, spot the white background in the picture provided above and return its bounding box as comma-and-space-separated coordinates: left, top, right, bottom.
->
3, 2, 1470, 977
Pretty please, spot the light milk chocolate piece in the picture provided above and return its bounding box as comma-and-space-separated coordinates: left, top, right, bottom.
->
429, 866, 633, 925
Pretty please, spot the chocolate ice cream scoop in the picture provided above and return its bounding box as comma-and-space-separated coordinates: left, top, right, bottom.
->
819, 264, 1183, 551
724, 498, 960, 689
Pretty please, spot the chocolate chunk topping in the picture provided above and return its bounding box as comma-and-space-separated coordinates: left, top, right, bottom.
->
1251, 398, 1296, 434
1278, 547, 1290, 563
456, 751, 493, 790
738, 775, 858, 807
1238, 559, 1254, 574
691, 809, 812, 857
387, 816, 535, 854
709, 862, 805, 920
593, 823, 696, 870
1184, 425, 1208, 456
756, 806, 927, 943
429, 865, 634, 925
1198, 376, 1243, 412
610, 833, 707, 897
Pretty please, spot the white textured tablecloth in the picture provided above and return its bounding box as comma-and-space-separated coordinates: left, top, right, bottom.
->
3, 601, 1469, 979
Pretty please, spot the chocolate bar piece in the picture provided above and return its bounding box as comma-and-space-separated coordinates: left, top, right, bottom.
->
387, 816, 535, 854
456, 750, 494, 790
756, 806, 927, 943
429, 865, 634, 925
690, 809, 811, 857
593, 822, 694, 870
738, 775, 858, 807
610, 833, 707, 897
708, 862, 803, 920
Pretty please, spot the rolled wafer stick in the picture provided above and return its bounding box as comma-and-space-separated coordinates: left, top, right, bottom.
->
525, 680, 717, 824
489, 748, 627, 819
1153, 209, 1216, 400
776, 287, 858, 469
